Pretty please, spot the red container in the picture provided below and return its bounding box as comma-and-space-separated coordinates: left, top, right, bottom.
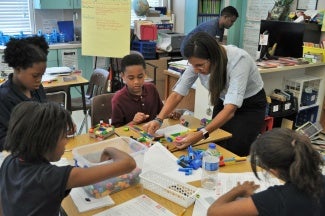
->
140, 24, 157, 40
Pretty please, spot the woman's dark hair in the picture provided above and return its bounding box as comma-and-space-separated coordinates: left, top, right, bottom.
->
4, 101, 74, 162
250, 128, 324, 200
4, 35, 49, 69
183, 32, 227, 106
121, 53, 146, 73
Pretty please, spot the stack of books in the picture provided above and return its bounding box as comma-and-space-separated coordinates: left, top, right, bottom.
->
168, 60, 188, 74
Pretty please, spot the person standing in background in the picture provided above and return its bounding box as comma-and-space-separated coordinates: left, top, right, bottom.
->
0, 36, 49, 151
180, 6, 239, 56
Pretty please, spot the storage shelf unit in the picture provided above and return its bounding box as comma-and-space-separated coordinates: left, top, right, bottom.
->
284, 75, 323, 126
197, 0, 221, 25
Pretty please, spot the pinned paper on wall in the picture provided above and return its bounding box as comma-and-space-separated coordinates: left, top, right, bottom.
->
81, 0, 131, 58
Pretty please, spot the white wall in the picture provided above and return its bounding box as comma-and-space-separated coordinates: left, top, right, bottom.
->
172, 0, 185, 33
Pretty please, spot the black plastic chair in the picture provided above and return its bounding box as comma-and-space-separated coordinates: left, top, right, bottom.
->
91, 93, 115, 126
71, 68, 109, 134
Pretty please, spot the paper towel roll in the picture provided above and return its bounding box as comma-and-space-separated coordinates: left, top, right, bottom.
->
160, 43, 172, 52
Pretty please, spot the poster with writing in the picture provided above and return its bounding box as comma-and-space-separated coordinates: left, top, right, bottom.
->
82, 0, 130, 58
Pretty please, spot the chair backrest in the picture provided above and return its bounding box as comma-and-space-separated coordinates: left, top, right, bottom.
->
91, 93, 115, 126
86, 68, 109, 99
46, 91, 68, 109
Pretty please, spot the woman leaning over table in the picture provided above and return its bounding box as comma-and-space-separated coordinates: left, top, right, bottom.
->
144, 32, 266, 156
0, 36, 48, 151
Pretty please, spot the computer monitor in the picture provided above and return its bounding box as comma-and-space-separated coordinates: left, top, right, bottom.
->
259, 20, 321, 58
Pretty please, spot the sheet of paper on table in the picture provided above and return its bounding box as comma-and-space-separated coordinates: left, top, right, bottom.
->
70, 187, 115, 213
142, 142, 202, 183
192, 172, 282, 216
93, 195, 176, 216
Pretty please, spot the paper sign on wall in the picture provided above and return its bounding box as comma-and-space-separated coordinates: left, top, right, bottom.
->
81, 0, 131, 58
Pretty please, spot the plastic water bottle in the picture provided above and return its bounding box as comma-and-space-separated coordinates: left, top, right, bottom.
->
201, 143, 219, 190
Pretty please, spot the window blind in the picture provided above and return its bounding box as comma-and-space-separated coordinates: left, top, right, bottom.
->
0, 0, 32, 35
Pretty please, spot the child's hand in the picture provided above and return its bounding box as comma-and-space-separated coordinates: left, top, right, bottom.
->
235, 181, 260, 197
132, 112, 149, 124
100, 148, 112, 162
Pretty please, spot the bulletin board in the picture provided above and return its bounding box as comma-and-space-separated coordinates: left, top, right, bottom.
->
81, 0, 131, 58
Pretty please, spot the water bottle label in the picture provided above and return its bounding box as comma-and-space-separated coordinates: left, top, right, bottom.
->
203, 162, 219, 171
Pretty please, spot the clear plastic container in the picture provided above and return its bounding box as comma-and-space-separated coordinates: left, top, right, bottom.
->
72, 137, 147, 198
201, 143, 219, 190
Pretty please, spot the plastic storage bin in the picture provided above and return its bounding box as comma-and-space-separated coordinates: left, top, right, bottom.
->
73, 137, 147, 198
303, 46, 325, 62
296, 105, 318, 127
140, 171, 199, 208
284, 75, 321, 108
132, 41, 156, 59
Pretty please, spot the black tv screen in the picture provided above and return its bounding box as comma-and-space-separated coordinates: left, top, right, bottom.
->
259, 20, 321, 58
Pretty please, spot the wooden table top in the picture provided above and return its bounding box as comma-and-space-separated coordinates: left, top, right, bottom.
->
61, 129, 248, 216
42, 74, 89, 89
115, 115, 232, 152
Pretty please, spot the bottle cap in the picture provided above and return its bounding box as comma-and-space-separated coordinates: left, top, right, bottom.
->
208, 143, 216, 149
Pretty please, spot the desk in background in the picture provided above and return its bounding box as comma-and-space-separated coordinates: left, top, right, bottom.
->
42, 75, 89, 114
115, 115, 232, 152
61, 135, 249, 216
164, 70, 195, 111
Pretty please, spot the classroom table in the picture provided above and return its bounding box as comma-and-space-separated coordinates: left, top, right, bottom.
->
61, 134, 250, 216
42, 74, 89, 114
115, 115, 232, 152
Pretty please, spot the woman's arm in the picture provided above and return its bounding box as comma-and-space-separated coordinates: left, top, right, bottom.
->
207, 181, 259, 216
66, 147, 136, 189
174, 104, 237, 149
143, 92, 184, 134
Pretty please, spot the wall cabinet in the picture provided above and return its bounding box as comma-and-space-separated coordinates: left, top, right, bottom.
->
33, 0, 81, 9
47, 50, 59, 67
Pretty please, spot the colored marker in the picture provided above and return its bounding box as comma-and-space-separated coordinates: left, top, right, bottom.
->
170, 131, 188, 137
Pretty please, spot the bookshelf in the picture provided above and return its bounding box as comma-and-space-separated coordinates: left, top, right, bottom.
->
197, 0, 221, 25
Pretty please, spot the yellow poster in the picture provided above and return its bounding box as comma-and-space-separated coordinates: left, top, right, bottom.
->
322, 11, 325, 32
82, 0, 130, 58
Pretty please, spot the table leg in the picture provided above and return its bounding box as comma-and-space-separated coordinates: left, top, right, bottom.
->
80, 85, 88, 133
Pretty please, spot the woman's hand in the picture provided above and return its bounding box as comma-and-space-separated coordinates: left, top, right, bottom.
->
132, 112, 149, 124
143, 120, 161, 135
173, 131, 203, 149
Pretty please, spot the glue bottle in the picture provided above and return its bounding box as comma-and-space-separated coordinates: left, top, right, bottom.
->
201, 143, 219, 190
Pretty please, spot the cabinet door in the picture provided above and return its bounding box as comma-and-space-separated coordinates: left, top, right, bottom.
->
34, 0, 73, 9
46, 50, 59, 67
73, 0, 81, 9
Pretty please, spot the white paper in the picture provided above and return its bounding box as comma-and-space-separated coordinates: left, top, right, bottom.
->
70, 187, 115, 213
142, 142, 202, 183
45, 67, 72, 75
193, 172, 282, 215
41, 74, 58, 82
93, 195, 175, 216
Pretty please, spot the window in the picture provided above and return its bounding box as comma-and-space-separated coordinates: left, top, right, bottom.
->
0, 0, 33, 35
131, 0, 163, 27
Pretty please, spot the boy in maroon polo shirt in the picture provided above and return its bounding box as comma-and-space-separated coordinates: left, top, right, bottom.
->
111, 54, 163, 127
